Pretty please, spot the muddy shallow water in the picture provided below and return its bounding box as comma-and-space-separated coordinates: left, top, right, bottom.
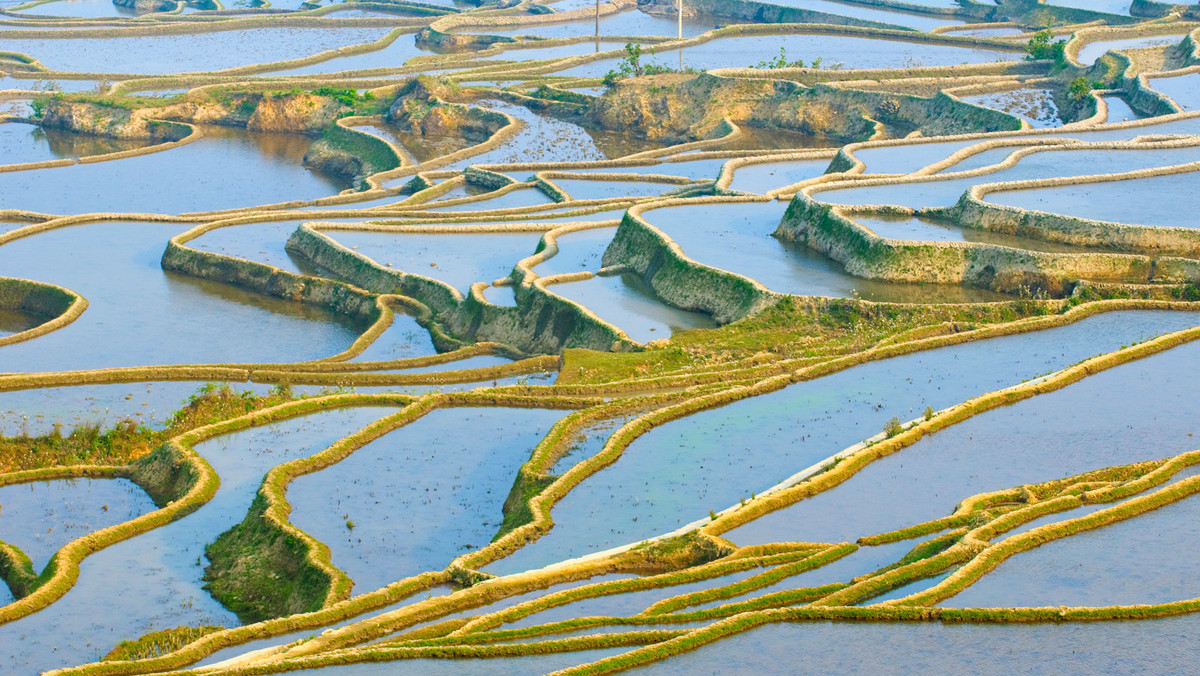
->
0, 406, 395, 673
633, 614, 1200, 675
641, 200, 1011, 303
0, 221, 365, 373
0, 126, 346, 215
727, 336, 1200, 547
287, 406, 569, 592
486, 310, 1200, 574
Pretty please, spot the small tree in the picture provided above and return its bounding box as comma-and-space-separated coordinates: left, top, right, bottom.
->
602, 43, 648, 84
1025, 29, 1066, 65
601, 43, 678, 85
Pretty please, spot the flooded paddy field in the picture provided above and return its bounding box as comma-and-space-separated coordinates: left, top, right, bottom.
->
640, 200, 1010, 302
0, 221, 364, 373
486, 310, 1200, 574
0, 126, 347, 215
0, 121, 159, 165
2, 1, 1200, 674
1074, 33, 1188, 66
821, 144, 1200, 206
633, 615, 1200, 675
262, 32, 424, 77
726, 333, 1200, 546
0, 381, 216, 435
556, 32, 1020, 79
0, 477, 156, 571
2, 407, 394, 673
754, 0, 963, 31
459, 10, 720, 41
326, 228, 542, 293
1148, 72, 1200, 111
288, 407, 568, 592
985, 169, 1200, 229
1, 26, 393, 76
960, 88, 1060, 128
547, 272, 717, 342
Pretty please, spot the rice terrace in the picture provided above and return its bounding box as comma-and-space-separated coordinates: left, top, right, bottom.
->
2, 0, 1200, 671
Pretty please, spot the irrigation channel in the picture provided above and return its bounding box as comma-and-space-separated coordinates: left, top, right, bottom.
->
1, 0, 1200, 673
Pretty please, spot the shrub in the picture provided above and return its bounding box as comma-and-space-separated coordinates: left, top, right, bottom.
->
1173, 284, 1200, 302
883, 416, 903, 438
751, 48, 840, 70
1067, 76, 1092, 102
313, 86, 372, 107
875, 99, 901, 122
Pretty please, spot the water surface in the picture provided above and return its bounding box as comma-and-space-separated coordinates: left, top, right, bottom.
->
986, 169, 1199, 229
0, 406, 394, 673
548, 272, 716, 343
0, 477, 156, 571
631, 615, 1200, 675
728, 335, 1200, 546
0, 126, 345, 215
946, 491, 1200, 608
328, 229, 540, 292
287, 407, 569, 592
2, 26, 390, 75
0, 221, 364, 373
0, 122, 159, 165
555, 33, 1019, 78
486, 310, 1200, 574
640, 201, 1010, 302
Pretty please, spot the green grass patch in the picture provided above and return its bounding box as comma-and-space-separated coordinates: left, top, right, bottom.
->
203, 493, 334, 624
104, 625, 224, 662
494, 469, 557, 542
0, 383, 295, 472
559, 296, 1062, 385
